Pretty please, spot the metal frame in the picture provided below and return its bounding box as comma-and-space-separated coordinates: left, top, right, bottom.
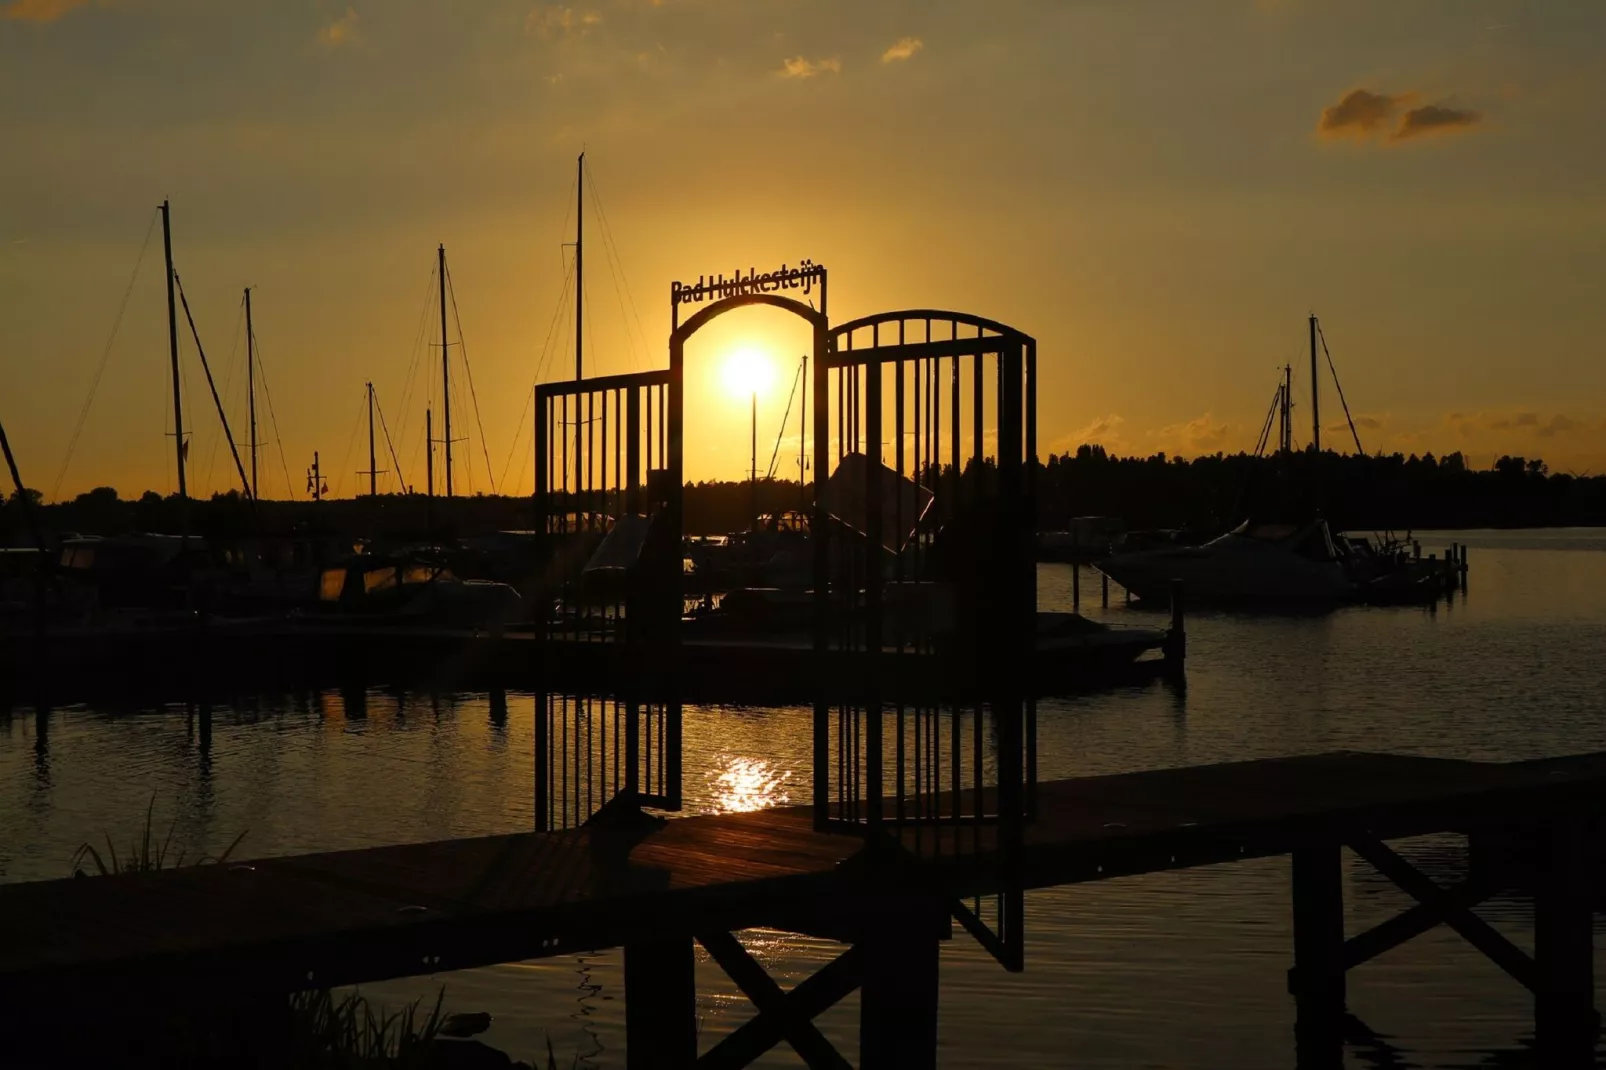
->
534, 369, 681, 828
810, 309, 1039, 970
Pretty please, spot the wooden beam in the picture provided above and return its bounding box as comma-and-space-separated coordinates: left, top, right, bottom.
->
1350, 838, 1536, 993
698, 945, 862, 1070
625, 938, 696, 1069
1290, 845, 1346, 1066
1533, 823, 1597, 1068
697, 930, 851, 1070
860, 921, 940, 1069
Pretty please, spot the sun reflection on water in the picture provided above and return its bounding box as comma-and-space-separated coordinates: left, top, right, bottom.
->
708, 755, 792, 813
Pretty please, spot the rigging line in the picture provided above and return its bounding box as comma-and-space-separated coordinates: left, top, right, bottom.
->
499, 390, 532, 494
394, 259, 439, 462
445, 262, 498, 494
1252, 379, 1280, 458
52, 207, 159, 502
332, 388, 368, 500
251, 329, 296, 499
533, 258, 576, 386
765, 357, 804, 480
1317, 322, 1365, 456
174, 273, 253, 500
586, 167, 651, 370
372, 385, 408, 493
202, 297, 246, 493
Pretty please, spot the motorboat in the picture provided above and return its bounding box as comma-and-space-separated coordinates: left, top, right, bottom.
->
1097, 518, 1355, 603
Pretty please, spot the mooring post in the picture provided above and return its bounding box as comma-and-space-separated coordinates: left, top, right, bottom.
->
625, 938, 697, 1069
860, 917, 941, 1069
1534, 821, 1596, 1068
1290, 845, 1345, 1066
1164, 578, 1186, 667
1460, 545, 1469, 589
1413, 540, 1421, 561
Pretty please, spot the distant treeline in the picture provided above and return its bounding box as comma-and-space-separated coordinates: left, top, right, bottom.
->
3, 448, 1602, 543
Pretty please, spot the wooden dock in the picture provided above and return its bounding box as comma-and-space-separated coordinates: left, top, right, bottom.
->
3, 750, 1605, 1067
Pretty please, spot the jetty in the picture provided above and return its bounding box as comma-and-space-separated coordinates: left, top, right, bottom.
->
5, 751, 1606, 1067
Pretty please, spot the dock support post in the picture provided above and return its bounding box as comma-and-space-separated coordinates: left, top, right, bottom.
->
625, 938, 697, 1069
860, 921, 940, 1069
1101, 570, 1109, 608
1072, 562, 1080, 612
1290, 845, 1345, 1067
1164, 579, 1186, 668
1534, 822, 1596, 1068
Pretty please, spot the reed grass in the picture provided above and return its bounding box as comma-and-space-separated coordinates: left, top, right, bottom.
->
70, 793, 247, 876
68, 803, 568, 1069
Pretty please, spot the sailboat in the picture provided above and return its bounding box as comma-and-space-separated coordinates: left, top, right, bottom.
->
1097, 315, 1436, 605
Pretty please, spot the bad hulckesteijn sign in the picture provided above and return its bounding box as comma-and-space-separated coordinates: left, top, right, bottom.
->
670, 260, 826, 326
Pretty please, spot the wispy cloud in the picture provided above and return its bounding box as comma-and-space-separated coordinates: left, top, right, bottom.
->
780, 56, 841, 79
881, 36, 924, 63
1, 0, 90, 22
1393, 103, 1481, 141
1155, 412, 1235, 455
527, 4, 602, 40
1318, 87, 1483, 144
316, 7, 359, 48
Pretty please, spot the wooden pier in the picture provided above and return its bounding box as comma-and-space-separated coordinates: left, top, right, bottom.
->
4, 750, 1605, 1067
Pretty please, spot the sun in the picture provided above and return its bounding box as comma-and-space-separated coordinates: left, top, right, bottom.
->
721, 345, 776, 401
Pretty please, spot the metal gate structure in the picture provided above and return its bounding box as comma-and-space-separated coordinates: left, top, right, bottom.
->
533, 369, 682, 829
811, 310, 1039, 970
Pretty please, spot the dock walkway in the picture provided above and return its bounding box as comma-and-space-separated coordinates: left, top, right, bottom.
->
4, 751, 1604, 1067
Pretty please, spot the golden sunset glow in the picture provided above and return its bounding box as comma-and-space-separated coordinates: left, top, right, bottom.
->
2, 2, 1604, 499
720, 345, 777, 403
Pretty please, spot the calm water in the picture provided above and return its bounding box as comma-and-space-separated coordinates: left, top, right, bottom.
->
4, 529, 1606, 1067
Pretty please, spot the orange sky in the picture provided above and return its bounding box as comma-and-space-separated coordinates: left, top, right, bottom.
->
2, 0, 1604, 501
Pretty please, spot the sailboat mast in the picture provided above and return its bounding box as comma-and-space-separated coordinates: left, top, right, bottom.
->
426, 407, 435, 498
1280, 364, 1291, 454
1309, 313, 1320, 454
245, 287, 258, 499
439, 243, 452, 497
367, 382, 378, 497
574, 152, 585, 491
162, 201, 186, 499
575, 152, 584, 384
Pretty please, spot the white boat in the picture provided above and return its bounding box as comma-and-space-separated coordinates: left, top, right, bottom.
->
1097, 519, 1354, 603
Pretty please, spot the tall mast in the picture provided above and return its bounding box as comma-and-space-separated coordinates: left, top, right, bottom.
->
799, 353, 807, 511
574, 152, 585, 490
426, 407, 435, 498
162, 200, 187, 499
439, 243, 453, 497
1309, 313, 1320, 454
245, 287, 258, 499
1280, 363, 1292, 454
575, 152, 584, 384
367, 382, 378, 497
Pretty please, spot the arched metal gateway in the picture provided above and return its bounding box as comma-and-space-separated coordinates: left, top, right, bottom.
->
532, 266, 1039, 1064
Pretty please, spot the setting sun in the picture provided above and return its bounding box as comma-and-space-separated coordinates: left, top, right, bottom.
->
721, 345, 776, 402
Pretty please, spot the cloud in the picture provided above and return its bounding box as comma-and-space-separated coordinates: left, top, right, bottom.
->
316, 7, 359, 47
1327, 413, 1387, 435
780, 56, 841, 79
1318, 88, 1483, 144
881, 36, 924, 63
1444, 410, 1603, 439
1155, 412, 1235, 455
1050, 413, 1126, 455
1393, 104, 1481, 141
527, 4, 602, 40
1318, 88, 1404, 139
1, 0, 89, 21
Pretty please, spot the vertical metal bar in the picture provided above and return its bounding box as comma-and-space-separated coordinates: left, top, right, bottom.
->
812, 325, 831, 829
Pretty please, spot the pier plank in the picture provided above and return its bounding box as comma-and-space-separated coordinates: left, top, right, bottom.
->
4, 751, 1605, 1005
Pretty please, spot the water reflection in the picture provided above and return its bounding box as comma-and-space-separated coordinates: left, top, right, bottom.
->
707, 755, 792, 814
